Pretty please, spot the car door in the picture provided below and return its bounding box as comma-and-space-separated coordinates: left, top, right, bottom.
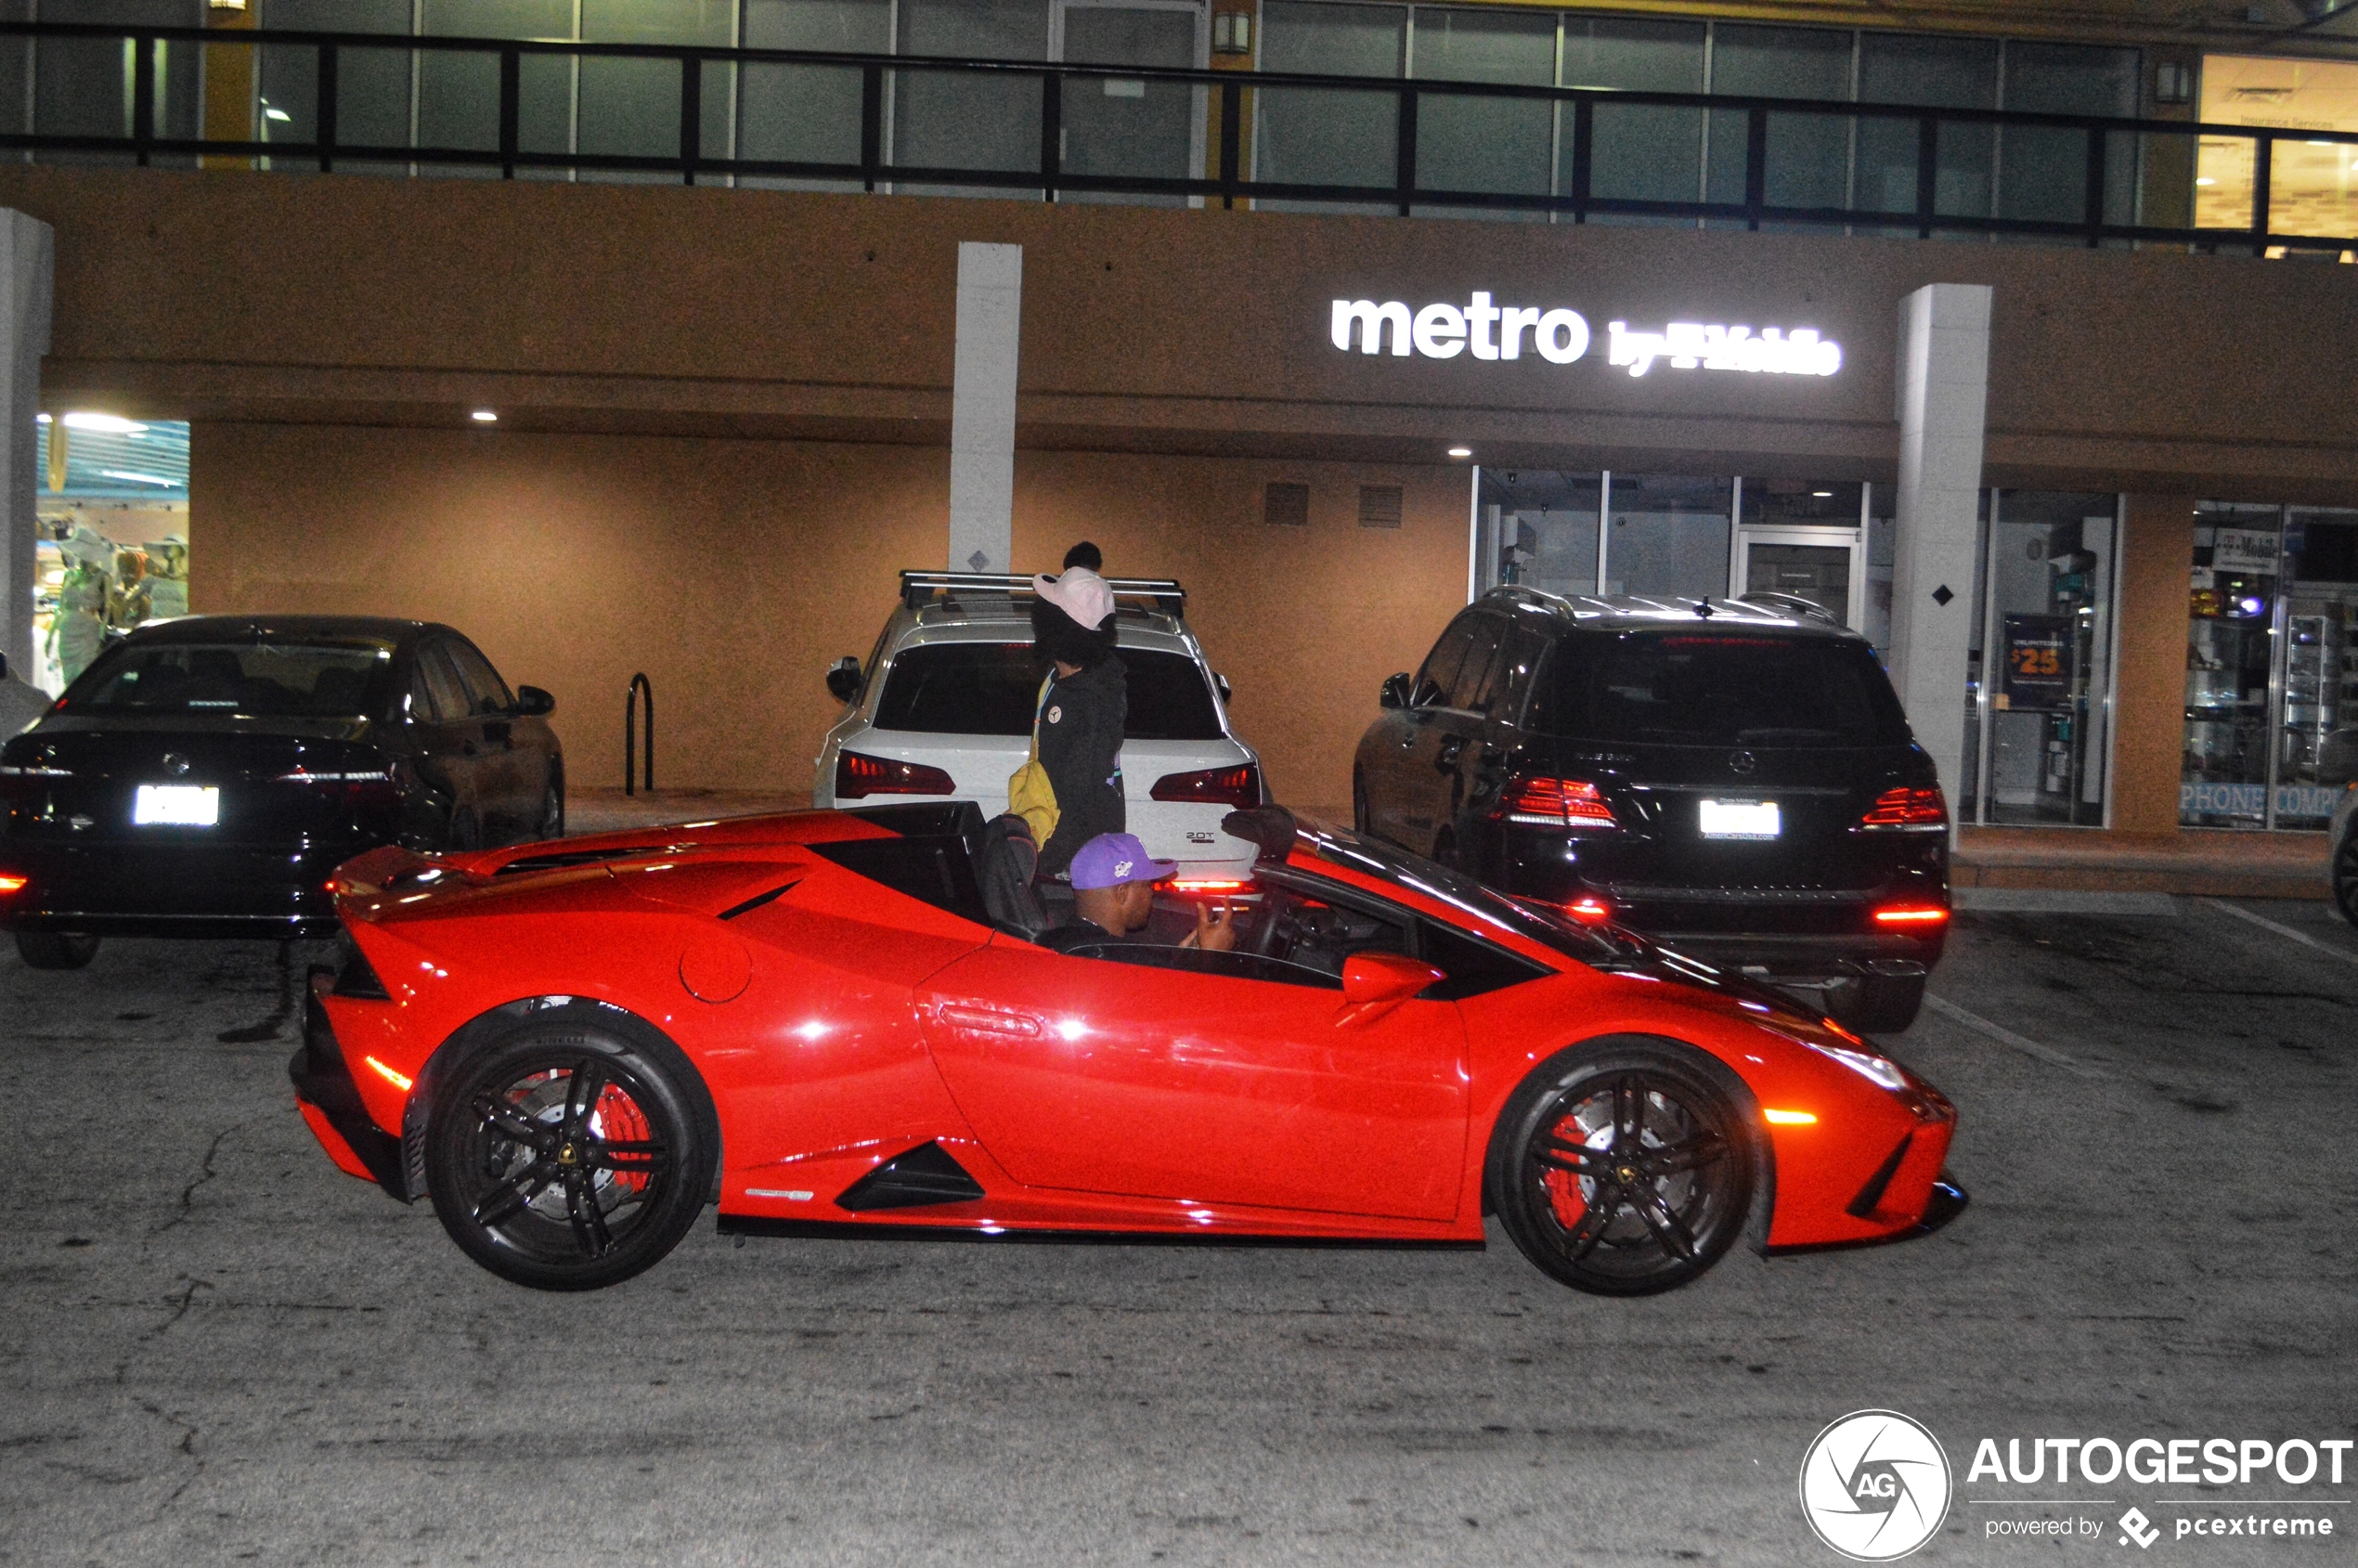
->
915, 900, 1468, 1221
441, 638, 530, 839
1368, 615, 1479, 849
1419, 615, 1509, 861
1445, 622, 1547, 864
407, 641, 496, 846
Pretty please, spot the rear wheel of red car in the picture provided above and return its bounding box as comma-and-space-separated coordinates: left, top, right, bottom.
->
1492, 1039, 1754, 1297
16, 931, 100, 970
424, 1016, 716, 1291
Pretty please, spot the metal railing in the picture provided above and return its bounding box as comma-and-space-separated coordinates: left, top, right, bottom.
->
5, 19, 2356, 253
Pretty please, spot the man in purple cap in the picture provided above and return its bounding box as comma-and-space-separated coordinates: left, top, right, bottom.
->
1039, 832, 1237, 953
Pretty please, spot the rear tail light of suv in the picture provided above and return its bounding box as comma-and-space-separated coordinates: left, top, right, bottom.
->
1854, 786, 1948, 833
1149, 763, 1262, 808
1493, 776, 1617, 831
836, 751, 956, 799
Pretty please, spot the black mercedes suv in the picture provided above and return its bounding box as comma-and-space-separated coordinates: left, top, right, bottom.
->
1353, 590, 1948, 1031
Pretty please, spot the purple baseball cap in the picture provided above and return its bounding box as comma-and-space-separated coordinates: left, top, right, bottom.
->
1069, 833, 1176, 891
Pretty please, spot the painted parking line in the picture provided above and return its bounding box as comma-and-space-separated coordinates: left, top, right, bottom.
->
1921, 993, 2110, 1082
2205, 901, 2358, 971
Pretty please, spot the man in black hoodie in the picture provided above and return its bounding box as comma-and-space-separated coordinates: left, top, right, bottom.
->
1029, 566, 1126, 879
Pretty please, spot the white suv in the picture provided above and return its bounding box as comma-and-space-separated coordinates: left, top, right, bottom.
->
812, 573, 1264, 877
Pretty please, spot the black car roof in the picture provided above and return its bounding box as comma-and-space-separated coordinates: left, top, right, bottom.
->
1478, 589, 1865, 641
123, 615, 441, 645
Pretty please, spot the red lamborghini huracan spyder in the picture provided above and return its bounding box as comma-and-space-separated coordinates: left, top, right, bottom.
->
292, 803, 1963, 1294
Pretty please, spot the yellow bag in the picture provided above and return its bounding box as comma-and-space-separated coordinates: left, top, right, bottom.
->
1006, 674, 1060, 847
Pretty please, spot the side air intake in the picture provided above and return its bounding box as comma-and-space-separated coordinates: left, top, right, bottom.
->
835, 1141, 986, 1212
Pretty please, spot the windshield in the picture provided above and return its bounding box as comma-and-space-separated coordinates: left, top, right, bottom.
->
873, 642, 1225, 741
70, 641, 394, 717
1530, 631, 1912, 747
1300, 821, 1629, 965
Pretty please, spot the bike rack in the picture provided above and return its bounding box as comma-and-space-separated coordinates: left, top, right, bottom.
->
624, 672, 654, 796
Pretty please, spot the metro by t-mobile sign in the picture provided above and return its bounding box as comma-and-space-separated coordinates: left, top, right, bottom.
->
1328, 292, 1841, 378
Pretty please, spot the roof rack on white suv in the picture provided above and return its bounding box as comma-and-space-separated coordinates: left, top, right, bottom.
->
899, 570, 1186, 616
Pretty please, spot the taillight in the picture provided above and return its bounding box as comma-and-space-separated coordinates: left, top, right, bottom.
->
1855, 786, 1948, 832
1495, 776, 1616, 831
1149, 764, 1261, 808
1872, 904, 1950, 927
836, 750, 956, 799
1169, 876, 1254, 894
1558, 894, 1615, 925
0, 872, 26, 896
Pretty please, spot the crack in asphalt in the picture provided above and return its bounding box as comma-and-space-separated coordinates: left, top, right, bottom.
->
155, 1122, 249, 1236
149, 1276, 214, 1339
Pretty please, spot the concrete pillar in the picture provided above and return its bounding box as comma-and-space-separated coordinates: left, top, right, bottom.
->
1887, 282, 1991, 817
948, 241, 1021, 575
0, 211, 55, 685
2109, 494, 2197, 835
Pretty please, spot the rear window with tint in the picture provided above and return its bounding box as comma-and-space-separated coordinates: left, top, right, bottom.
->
71, 641, 394, 718
873, 643, 1224, 741
1529, 632, 1912, 747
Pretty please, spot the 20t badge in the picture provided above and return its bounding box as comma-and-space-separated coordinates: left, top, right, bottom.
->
1800, 1409, 1953, 1561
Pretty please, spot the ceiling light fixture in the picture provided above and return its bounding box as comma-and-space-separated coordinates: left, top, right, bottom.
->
470, 409, 499, 423
1812, 490, 1833, 498
1446, 446, 1473, 459
61, 411, 148, 435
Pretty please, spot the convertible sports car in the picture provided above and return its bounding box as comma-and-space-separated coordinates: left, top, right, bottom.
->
292, 803, 1963, 1295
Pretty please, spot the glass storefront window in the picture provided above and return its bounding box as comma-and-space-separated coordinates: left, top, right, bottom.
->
739, 0, 893, 192
1855, 33, 1998, 226
2196, 56, 2358, 244
1256, 1, 1405, 214
1476, 471, 1600, 598
2184, 504, 2358, 829
1607, 473, 1730, 601
1408, 6, 1556, 221
1563, 18, 1704, 221
2183, 502, 2283, 827
1969, 491, 2119, 827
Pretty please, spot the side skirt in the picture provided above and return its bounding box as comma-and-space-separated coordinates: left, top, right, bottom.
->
715, 1216, 1485, 1251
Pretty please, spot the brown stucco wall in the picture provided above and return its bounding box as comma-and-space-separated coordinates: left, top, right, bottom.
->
2109, 493, 2197, 836
191, 423, 1466, 801
7, 164, 2358, 500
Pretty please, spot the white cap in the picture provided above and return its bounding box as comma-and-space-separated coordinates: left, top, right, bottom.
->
1033, 566, 1114, 630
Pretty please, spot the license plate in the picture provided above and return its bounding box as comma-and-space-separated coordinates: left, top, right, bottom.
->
134, 784, 220, 827
1699, 798, 1780, 840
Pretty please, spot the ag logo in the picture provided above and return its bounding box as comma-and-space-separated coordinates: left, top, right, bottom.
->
1798, 1409, 1951, 1562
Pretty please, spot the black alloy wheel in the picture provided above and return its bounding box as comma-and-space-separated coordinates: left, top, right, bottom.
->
15, 930, 100, 970
424, 1016, 716, 1290
2335, 825, 2358, 928
1492, 1039, 1754, 1296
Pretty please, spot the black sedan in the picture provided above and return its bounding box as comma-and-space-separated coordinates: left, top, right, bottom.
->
0, 616, 562, 968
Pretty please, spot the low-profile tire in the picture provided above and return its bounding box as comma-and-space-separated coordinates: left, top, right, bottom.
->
2334, 825, 2358, 928
1491, 1038, 1755, 1297
423, 1015, 717, 1291
532, 778, 564, 844
16, 930, 100, 970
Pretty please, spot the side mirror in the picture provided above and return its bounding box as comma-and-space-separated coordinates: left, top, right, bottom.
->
1380, 672, 1413, 710
2319, 728, 2358, 787
1341, 952, 1446, 1007
512, 685, 555, 718
1214, 672, 1233, 705
824, 656, 862, 706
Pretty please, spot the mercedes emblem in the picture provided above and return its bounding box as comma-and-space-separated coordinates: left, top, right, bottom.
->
162, 753, 192, 776
1728, 750, 1757, 775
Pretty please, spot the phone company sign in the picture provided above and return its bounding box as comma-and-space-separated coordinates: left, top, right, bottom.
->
1328, 292, 1842, 379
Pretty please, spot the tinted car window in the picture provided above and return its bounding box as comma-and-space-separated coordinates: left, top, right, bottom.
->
873, 643, 1224, 741
1414, 617, 1479, 707
69, 641, 393, 717
1529, 631, 1912, 747
1451, 616, 1507, 712
408, 665, 444, 723
417, 645, 470, 723
443, 641, 514, 716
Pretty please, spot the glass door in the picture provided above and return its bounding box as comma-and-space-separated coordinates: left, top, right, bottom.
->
2183, 503, 2284, 828
1972, 491, 2121, 828
1053, 1, 1205, 205
2278, 511, 2358, 828
1732, 482, 1866, 627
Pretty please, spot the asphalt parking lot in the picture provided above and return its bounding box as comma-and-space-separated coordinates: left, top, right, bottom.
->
3, 897, 2354, 1567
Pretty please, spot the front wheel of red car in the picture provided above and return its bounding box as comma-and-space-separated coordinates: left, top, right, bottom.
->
1492, 1039, 1755, 1297
424, 1017, 717, 1291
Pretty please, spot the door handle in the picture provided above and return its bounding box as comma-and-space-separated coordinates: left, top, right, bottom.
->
937, 1004, 1042, 1037
1436, 736, 1468, 771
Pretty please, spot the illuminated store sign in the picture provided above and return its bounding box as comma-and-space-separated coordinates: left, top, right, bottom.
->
1328, 293, 1841, 379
